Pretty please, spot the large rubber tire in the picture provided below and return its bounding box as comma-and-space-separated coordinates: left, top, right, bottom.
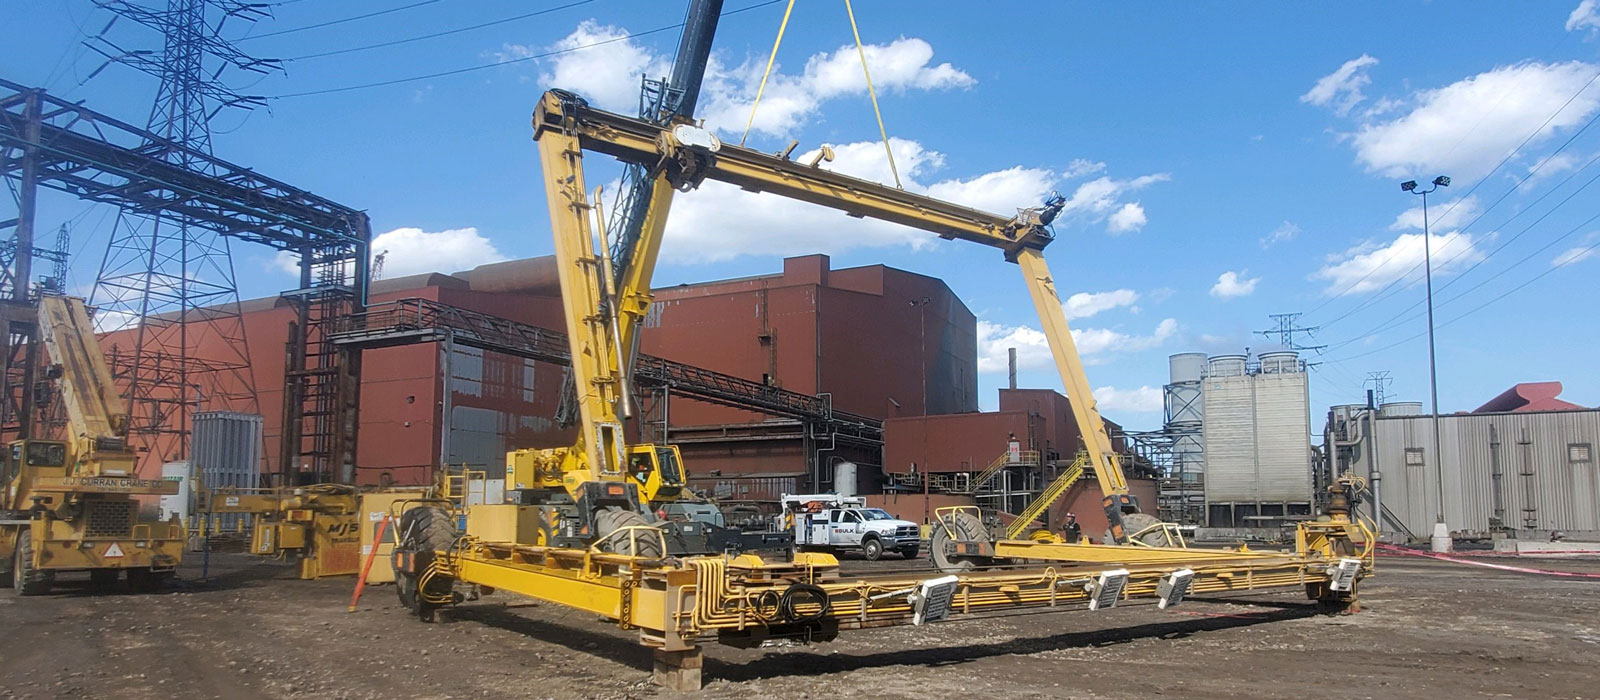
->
1103, 512, 1167, 546
13, 535, 54, 596
395, 506, 459, 621
861, 537, 884, 561
593, 507, 663, 559
930, 511, 991, 574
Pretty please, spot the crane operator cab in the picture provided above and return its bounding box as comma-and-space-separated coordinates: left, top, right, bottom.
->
626, 444, 685, 503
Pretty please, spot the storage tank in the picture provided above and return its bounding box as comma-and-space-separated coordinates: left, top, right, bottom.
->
1169, 353, 1207, 384
833, 461, 858, 497
1207, 354, 1248, 377
1380, 401, 1424, 417
1258, 350, 1300, 374
158, 461, 192, 523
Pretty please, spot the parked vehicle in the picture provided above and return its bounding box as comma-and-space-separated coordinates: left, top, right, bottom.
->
781, 494, 920, 561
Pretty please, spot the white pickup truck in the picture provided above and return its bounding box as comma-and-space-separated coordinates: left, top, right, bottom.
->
781, 494, 921, 561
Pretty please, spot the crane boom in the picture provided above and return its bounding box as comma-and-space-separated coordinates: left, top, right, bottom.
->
529, 89, 1137, 536
37, 295, 131, 470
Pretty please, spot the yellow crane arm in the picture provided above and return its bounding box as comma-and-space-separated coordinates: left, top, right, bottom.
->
36, 295, 136, 476
531, 89, 1129, 511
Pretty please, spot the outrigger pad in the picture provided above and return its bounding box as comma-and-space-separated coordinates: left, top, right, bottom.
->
1157, 568, 1195, 610
912, 575, 960, 625
1329, 558, 1362, 592
1088, 569, 1130, 611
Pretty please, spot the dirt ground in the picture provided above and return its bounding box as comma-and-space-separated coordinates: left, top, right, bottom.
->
2, 550, 1598, 700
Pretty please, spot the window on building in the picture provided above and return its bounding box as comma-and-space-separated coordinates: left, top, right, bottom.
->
1404, 448, 1426, 467
1570, 443, 1593, 464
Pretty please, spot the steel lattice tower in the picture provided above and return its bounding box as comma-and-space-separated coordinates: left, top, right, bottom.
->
87, 0, 279, 471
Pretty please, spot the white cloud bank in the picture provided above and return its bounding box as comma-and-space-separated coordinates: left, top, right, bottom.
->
1568, 0, 1600, 31
1313, 232, 1483, 296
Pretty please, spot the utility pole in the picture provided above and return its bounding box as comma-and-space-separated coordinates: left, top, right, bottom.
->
1402, 175, 1451, 553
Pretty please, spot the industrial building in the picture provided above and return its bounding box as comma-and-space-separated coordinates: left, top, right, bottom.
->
97, 253, 979, 500
1328, 382, 1599, 539
1161, 350, 1314, 527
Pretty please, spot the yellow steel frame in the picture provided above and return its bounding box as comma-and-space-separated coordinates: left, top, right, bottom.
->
410, 91, 1379, 689
528, 90, 1125, 508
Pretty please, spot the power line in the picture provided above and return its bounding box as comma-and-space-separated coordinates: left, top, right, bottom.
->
1304, 65, 1600, 315
240, 0, 446, 41
1330, 212, 1600, 362
267, 0, 782, 100
285, 0, 597, 61
1316, 104, 1600, 332
1325, 163, 1600, 351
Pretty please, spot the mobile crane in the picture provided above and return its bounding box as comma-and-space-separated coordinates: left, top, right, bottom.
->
389, 89, 1373, 690
0, 295, 183, 594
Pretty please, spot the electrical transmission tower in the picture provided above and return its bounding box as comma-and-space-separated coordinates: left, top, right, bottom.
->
1256, 312, 1328, 354
1364, 370, 1392, 406
86, 0, 280, 470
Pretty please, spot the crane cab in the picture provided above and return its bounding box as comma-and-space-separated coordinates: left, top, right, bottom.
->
626, 444, 685, 504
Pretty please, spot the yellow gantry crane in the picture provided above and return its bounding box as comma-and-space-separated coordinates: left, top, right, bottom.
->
389, 91, 1374, 690
1, 295, 183, 594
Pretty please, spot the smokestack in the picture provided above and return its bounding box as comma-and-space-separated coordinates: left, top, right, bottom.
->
1008, 347, 1017, 390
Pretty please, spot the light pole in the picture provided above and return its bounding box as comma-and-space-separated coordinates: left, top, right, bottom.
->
1401, 175, 1451, 553
910, 296, 932, 415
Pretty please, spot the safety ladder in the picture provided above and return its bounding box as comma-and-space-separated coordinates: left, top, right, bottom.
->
1004, 453, 1089, 539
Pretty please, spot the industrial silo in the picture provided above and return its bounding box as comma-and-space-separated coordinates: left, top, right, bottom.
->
1201, 351, 1314, 527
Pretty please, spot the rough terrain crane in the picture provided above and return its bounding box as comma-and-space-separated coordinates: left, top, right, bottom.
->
0, 295, 183, 594
389, 88, 1373, 690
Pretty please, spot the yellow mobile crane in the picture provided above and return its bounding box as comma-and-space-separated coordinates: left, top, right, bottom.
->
0, 295, 183, 594
390, 91, 1373, 690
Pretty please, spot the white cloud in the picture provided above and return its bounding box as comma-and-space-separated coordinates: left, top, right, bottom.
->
1062, 158, 1106, 178
1209, 271, 1259, 298
1092, 385, 1164, 414
1063, 289, 1139, 321
274, 226, 506, 279
1302, 54, 1379, 116
1552, 232, 1600, 266
531, 21, 671, 112
534, 25, 974, 137
1313, 232, 1484, 295
699, 37, 975, 137
1526, 151, 1583, 182
1071, 318, 1178, 356
975, 318, 1176, 374
1568, 0, 1600, 31
1056, 174, 1170, 231
1351, 61, 1600, 180
1260, 221, 1300, 248
1389, 196, 1481, 231
1106, 202, 1148, 234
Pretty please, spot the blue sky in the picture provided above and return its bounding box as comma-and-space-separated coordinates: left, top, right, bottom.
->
5, 1, 1600, 432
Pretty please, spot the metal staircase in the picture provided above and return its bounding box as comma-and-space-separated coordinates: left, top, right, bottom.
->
1004, 454, 1089, 539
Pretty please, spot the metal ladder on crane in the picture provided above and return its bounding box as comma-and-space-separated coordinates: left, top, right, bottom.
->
1003, 453, 1089, 539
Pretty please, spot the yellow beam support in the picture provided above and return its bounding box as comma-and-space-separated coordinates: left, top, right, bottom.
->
1015, 249, 1127, 495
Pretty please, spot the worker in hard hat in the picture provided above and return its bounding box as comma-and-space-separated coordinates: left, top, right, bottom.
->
1061, 512, 1082, 543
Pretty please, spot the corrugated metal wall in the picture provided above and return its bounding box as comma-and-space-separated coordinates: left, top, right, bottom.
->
1355, 409, 1600, 536
192, 411, 263, 530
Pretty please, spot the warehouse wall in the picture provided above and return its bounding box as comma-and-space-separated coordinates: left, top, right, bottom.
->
1350, 409, 1600, 537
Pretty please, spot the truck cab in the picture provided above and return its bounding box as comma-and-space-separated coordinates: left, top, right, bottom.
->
782, 494, 920, 561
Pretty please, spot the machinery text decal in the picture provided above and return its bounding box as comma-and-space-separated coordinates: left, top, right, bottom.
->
61, 476, 166, 489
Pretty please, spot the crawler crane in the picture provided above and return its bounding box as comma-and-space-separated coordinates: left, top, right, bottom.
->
0, 295, 183, 594
389, 89, 1374, 690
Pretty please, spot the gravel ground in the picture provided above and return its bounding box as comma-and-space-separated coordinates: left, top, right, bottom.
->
2, 550, 1597, 699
